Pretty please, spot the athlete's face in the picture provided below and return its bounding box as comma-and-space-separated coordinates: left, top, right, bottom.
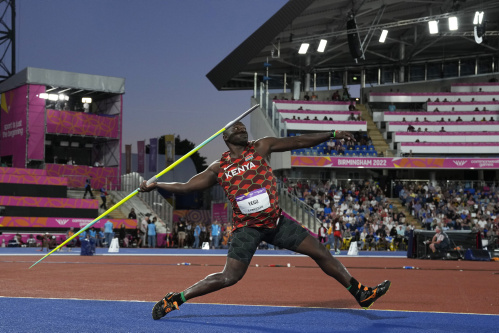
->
224, 122, 248, 145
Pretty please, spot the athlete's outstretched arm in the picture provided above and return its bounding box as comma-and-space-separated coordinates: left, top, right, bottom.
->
139, 161, 220, 194
254, 130, 355, 157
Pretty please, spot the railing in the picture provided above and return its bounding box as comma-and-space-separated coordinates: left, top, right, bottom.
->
120, 172, 173, 228
276, 181, 320, 232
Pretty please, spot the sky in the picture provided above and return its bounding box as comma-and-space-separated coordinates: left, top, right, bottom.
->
16, 0, 288, 165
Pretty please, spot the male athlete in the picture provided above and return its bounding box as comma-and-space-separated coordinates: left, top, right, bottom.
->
139, 122, 391, 320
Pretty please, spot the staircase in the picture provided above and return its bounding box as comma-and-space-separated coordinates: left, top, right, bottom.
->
390, 198, 420, 227
357, 104, 393, 157
67, 189, 127, 219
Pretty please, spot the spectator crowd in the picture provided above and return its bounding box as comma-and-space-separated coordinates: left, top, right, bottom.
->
286, 178, 416, 251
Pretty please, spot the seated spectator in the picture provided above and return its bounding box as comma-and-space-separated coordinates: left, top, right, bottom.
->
323, 116, 328, 121
348, 112, 356, 121
490, 117, 495, 121
311, 92, 318, 101
471, 117, 476, 122
423, 117, 428, 122
349, 103, 356, 111
439, 127, 446, 132
292, 115, 297, 120
326, 139, 335, 153
329, 117, 333, 121
304, 116, 310, 120
434, 108, 439, 112
451, 107, 455, 111
439, 117, 445, 122
435, 98, 440, 102
417, 127, 422, 132
457, 98, 461, 102
482, 107, 487, 111
388, 103, 396, 112
304, 93, 310, 101
402, 117, 406, 122
474, 107, 479, 111
407, 124, 415, 132
415, 117, 419, 122
298, 106, 303, 110
27, 234, 37, 247
313, 116, 319, 121
456, 116, 463, 122
481, 117, 487, 121
443, 98, 448, 102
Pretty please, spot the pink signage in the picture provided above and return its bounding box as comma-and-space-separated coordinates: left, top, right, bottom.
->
0, 85, 28, 168
46, 109, 119, 138
0, 167, 47, 176
45, 164, 118, 189
0, 174, 67, 186
0, 196, 98, 209
291, 156, 499, 169
28, 85, 46, 160
0, 216, 137, 229
212, 202, 228, 224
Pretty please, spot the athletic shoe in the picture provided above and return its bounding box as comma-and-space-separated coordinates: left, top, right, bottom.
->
335, 249, 341, 255
152, 292, 180, 320
354, 280, 391, 309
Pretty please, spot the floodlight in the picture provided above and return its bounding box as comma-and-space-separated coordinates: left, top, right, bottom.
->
448, 16, 458, 31
428, 21, 439, 34
379, 30, 388, 43
48, 94, 59, 101
58, 94, 67, 101
317, 39, 327, 52
39, 93, 48, 99
473, 11, 484, 25
82, 97, 92, 104
298, 43, 310, 54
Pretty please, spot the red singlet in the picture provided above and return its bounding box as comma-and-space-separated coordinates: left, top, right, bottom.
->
217, 142, 280, 231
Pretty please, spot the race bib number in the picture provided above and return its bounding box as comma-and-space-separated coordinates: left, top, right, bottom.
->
236, 188, 270, 214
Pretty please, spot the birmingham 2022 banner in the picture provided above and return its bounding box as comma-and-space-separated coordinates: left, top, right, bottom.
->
291, 156, 499, 169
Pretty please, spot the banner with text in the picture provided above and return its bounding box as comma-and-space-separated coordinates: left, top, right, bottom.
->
211, 202, 229, 224
0, 85, 28, 167
291, 156, 499, 169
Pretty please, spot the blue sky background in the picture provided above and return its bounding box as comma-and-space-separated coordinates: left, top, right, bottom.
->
16, 0, 287, 165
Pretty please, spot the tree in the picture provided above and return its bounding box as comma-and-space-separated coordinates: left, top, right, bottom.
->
146, 135, 208, 173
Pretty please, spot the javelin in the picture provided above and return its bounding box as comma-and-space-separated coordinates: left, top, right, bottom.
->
29, 104, 260, 269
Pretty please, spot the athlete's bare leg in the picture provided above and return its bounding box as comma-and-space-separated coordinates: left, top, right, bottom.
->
183, 257, 248, 300
294, 234, 352, 287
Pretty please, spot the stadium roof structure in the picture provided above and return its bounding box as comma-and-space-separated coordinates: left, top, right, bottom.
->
0, 67, 125, 97
207, 0, 499, 91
